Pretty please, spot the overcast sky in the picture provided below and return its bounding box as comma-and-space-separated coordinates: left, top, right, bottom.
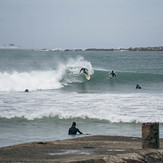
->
0, 0, 163, 49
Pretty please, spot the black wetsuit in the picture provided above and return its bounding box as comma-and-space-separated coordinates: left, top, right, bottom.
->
80, 68, 88, 75
68, 126, 83, 135
136, 84, 142, 89
110, 71, 116, 78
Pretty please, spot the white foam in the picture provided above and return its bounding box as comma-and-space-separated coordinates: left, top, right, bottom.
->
1, 91, 163, 123
66, 56, 94, 75
0, 70, 63, 91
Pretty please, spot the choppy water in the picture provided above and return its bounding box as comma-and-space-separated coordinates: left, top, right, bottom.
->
0, 49, 163, 147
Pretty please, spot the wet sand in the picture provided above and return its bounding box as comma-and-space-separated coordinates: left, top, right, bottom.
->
0, 135, 163, 163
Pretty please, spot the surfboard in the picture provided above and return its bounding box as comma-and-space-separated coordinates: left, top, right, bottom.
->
109, 74, 115, 80
109, 75, 113, 80
85, 73, 90, 80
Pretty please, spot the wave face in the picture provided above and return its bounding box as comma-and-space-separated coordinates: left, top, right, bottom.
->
0, 69, 162, 92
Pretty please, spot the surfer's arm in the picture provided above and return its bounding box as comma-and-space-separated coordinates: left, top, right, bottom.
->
77, 129, 83, 134
84, 68, 89, 75
68, 128, 71, 135
79, 69, 82, 74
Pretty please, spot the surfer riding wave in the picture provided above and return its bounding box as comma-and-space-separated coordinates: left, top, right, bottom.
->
110, 70, 116, 79
79, 68, 89, 75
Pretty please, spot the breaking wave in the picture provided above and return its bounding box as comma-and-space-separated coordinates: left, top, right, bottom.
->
0, 57, 94, 91
0, 60, 163, 92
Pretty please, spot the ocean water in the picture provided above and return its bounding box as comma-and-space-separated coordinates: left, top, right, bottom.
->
0, 49, 163, 147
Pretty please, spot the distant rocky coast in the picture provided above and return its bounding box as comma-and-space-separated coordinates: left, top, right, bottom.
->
84, 46, 163, 52
50, 46, 163, 52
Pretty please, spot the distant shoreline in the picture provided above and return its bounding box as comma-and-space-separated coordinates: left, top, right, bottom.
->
71, 46, 163, 52
1, 45, 163, 51
43, 46, 163, 52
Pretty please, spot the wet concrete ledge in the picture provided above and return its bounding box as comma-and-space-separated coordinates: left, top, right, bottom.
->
0, 135, 163, 163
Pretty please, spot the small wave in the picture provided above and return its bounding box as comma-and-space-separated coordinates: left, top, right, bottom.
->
1, 113, 163, 124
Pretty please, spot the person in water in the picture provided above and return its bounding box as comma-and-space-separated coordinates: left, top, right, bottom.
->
110, 70, 116, 79
79, 68, 88, 75
136, 84, 142, 89
24, 89, 29, 92
68, 122, 83, 135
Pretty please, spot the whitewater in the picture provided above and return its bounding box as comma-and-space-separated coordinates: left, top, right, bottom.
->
0, 49, 163, 147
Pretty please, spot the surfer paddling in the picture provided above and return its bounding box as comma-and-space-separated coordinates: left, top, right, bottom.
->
110, 70, 116, 79
79, 68, 88, 75
68, 122, 83, 135
136, 84, 142, 89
